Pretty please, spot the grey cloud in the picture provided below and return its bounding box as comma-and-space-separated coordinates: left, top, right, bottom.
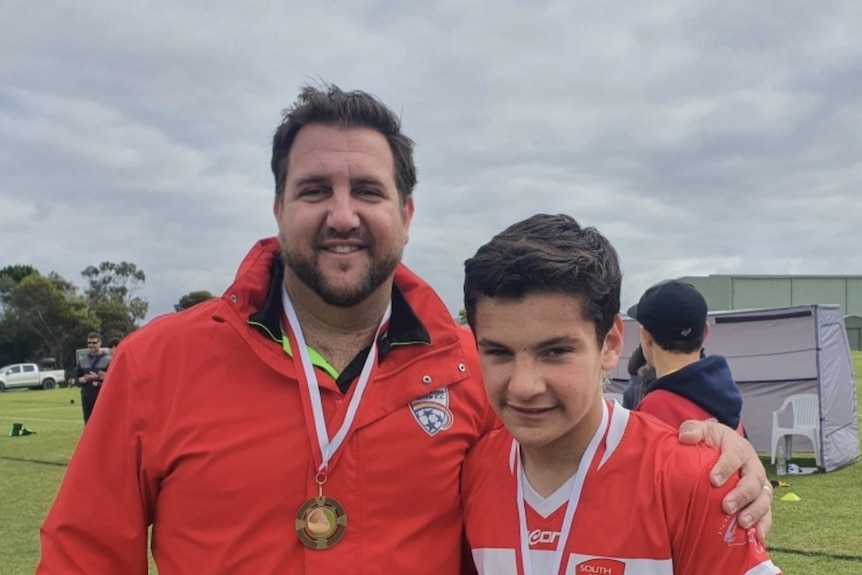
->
2, 0, 860, 319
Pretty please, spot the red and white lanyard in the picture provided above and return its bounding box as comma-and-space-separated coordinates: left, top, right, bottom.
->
281, 284, 391, 474
514, 399, 609, 575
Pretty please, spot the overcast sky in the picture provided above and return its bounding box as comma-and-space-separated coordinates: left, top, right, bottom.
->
2, 1, 860, 324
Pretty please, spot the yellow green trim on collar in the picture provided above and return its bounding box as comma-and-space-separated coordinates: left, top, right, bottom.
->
280, 335, 340, 380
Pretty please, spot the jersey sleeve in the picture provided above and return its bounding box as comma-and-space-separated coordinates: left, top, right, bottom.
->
37, 344, 157, 574
666, 449, 782, 575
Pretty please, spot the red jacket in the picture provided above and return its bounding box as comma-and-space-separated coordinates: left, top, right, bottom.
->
38, 238, 497, 574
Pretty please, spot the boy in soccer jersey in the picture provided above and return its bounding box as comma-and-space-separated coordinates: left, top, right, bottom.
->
461, 214, 781, 575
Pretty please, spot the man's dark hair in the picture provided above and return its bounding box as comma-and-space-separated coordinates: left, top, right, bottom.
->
271, 83, 417, 202
107, 337, 121, 348
463, 213, 621, 345
87, 332, 102, 341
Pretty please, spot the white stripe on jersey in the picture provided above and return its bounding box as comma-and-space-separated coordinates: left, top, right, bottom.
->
744, 561, 782, 575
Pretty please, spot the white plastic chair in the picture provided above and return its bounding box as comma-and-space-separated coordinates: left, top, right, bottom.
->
770, 394, 821, 468
603, 392, 624, 405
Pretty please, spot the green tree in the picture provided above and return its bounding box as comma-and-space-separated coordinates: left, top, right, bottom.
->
0, 272, 98, 368
0, 268, 44, 364
81, 261, 148, 332
0, 315, 39, 367
456, 307, 468, 325
175, 290, 214, 312
0, 264, 39, 284
88, 299, 136, 342
0, 265, 40, 315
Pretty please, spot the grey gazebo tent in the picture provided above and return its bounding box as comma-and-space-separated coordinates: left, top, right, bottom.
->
609, 304, 859, 472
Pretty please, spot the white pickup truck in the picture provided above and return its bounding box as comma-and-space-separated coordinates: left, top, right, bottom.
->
0, 362, 67, 391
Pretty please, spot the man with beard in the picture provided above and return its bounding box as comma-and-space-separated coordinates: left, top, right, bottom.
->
37, 84, 773, 574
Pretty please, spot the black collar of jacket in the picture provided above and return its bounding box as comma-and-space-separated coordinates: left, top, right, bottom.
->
248, 256, 431, 390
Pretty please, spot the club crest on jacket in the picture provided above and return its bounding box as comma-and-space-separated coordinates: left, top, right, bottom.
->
409, 388, 453, 436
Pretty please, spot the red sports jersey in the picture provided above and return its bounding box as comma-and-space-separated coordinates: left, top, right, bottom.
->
462, 401, 781, 575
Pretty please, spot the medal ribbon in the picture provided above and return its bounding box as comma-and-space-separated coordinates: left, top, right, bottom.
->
281, 284, 391, 474
514, 399, 610, 575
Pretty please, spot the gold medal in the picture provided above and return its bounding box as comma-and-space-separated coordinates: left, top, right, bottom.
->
295, 495, 347, 549
296, 472, 347, 549
281, 288, 388, 552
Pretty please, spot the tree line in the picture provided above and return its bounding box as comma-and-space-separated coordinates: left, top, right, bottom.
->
0, 263, 213, 370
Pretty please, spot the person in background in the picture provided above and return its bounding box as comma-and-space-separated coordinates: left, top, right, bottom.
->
622, 343, 649, 408
38, 85, 771, 575
74, 332, 110, 424
637, 360, 657, 399
628, 280, 745, 435
107, 336, 121, 355
461, 214, 779, 574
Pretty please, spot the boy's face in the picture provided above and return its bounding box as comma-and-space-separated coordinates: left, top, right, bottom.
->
474, 292, 622, 458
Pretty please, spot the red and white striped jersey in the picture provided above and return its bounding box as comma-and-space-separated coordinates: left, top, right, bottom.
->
462, 401, 781, 575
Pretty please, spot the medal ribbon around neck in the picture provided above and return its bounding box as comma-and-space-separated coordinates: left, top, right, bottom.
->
514, 399, 610, 575
281, 284, 391, 474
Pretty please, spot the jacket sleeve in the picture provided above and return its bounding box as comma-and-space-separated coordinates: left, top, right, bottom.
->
37, 345, 158, 574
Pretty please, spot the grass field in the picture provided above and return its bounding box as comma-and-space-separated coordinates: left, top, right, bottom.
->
2, 354, 861, 574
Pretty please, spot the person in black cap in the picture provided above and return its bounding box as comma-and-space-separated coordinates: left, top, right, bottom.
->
627, 280, 745, 435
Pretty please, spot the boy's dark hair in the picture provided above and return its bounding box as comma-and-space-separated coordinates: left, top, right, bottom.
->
463, 213, 621, 345
652, 335, 705, 354
271, 83, 417, 202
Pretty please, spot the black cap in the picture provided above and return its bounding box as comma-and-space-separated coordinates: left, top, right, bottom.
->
627, 280, 707, 343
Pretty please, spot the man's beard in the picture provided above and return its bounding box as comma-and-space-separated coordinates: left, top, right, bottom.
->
278, 232, 402, 307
